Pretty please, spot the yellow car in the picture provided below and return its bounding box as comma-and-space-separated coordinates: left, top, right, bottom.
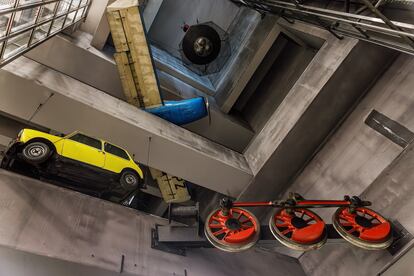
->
2, 129, 144, 193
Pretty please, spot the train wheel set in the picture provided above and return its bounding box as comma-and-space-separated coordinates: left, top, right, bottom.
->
204, 193, 393, 252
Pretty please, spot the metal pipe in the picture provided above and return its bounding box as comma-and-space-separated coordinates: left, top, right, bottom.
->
235, 0, 414, 37
359, 0, 414, 48
233, 201, 274, 207
230, 198, 370, 209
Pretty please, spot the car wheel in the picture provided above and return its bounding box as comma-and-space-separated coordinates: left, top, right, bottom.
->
22, 141, 51, 164
120, 171, 139, 191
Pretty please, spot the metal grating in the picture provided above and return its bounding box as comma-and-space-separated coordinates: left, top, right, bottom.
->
0, 0, 91, 67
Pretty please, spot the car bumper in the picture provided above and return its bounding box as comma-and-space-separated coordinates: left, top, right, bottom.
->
5, 139, 22, 153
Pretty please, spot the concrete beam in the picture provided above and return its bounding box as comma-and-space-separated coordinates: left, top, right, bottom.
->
0, 57, 252, 197
26, 32, 254, 152
90, 0, 116, 50
0, 135, 11, 148
244, 24, 355, 176
157, 70, 254, 152
0, 169, 305, 275
26, 32, 125, 100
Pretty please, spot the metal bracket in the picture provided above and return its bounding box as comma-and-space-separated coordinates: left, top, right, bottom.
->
387, 220, 413, 256
231, 0, 414, 55
151, 225, 186, 256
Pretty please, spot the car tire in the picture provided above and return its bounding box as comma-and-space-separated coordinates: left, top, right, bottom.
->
22, 141, 52, 164
120, 171, 140, 191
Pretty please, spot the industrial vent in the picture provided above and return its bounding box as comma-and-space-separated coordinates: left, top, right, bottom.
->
179, 21, 231, 76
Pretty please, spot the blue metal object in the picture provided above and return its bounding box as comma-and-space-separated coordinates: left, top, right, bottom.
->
146, 97, 209, 125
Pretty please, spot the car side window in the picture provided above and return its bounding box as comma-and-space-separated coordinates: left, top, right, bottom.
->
68, 133, 102, 150
104, 143, 130, 160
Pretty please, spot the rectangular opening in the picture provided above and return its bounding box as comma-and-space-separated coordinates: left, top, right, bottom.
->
230, 33, 318, 133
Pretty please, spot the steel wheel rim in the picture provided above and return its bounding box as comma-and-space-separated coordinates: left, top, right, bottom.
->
125, 174, 137, 185
205, 207, 260, 252
28, 145, 46, 158
333, 207, 392, 250
269, 208, 327, 251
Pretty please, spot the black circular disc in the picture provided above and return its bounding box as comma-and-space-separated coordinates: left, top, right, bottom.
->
182, 24, 221, 65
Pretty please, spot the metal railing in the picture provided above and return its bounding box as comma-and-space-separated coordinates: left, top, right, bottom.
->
0, 0, 91, 67
231, 0, 414, 55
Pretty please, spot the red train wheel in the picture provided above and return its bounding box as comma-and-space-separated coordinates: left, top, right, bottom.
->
333, 207, 392, 250
205, 207, 260, 252
269, 208, 327, 251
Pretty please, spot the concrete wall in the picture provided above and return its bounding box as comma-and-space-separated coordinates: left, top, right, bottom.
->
285, 54, 414, 275
26, 32, 124, 100
148, 0, 240, 57
214, 12, 281, 113
0, 169, 305, 276
300, 139, 414, 276
380, 246, 414, 276
239, 21, 398, 220
0, 246, 137, 276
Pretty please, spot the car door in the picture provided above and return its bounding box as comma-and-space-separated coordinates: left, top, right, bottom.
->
103, 142, 131, 174
61, 133, 105, 168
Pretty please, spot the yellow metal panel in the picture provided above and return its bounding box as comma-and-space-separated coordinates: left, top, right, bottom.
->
114, 52, 142, 107
150, 168, 191, 203
106, 10, 129, 53
61, 139, 105, 168
107, 0, 162, 108
103, 152, 130, 174
19, 129, 62, 144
